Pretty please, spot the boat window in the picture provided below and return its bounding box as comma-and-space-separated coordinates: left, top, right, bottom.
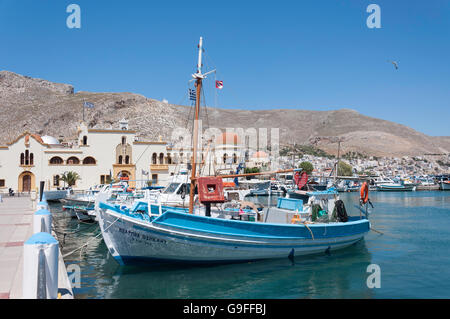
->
163, 183, 180, 194
177, 183, 190, 195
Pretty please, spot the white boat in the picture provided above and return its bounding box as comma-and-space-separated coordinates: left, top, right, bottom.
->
440, 178, 450, 191
43, 189, 69, 201
376, 182, 416, 191
61, 182, 128, 206
156, 171, 251, 207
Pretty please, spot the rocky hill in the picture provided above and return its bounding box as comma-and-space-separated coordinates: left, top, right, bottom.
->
1, 70, 448, 157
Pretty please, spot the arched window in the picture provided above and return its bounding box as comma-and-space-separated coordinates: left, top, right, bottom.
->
125, 155, 130, 164
152, 153, 157, 165
30, 153, 34, 165
82, 136, 88, 145
67, 157, 80, 165
233, 153, 237, 164
122, 137, 126, 145
20, 153, 24, 165
159, 153, 164, 164
223, 153, 228, 164
166, 153, 172, 164
25, 150, 29, 165
118, 155, 123, 164
50, 157, 63, 165
179, 153, 184, 164
82, 157, 96, 165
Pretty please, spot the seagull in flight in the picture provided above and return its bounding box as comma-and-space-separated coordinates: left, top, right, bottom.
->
387, 60, 399, 70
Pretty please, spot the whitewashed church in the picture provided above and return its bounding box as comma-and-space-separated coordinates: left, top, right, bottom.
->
0, 119, 272, 193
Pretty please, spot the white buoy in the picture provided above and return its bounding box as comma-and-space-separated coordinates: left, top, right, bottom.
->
33, 209, 52, 234
23, 232, 59, 299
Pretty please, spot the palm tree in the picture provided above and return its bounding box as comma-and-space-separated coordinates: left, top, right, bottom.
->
59, 171, 81, 187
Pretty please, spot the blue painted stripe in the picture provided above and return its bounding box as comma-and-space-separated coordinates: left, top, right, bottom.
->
153, 210, 369, 239
126, 221, 365, 249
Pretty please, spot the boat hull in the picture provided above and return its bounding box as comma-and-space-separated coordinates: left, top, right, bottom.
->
61, 198, 95, 206
376, 184, 416, 191
74, 209, 96, 222
97, 205, 370, 265
440, 182, 450, 191
43, 190, 67, 201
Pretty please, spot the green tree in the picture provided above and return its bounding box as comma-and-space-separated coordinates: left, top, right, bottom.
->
244, 167, 261, 174
244, 167, 261, 179
337, 161, 353, 176
298, 161, 314, 175
59, 171, 81, 187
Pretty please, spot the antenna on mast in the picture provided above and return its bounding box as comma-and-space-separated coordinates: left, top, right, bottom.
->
193, 37, 204, 79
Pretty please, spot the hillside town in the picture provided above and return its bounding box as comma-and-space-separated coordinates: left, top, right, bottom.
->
278, 152, 450, 178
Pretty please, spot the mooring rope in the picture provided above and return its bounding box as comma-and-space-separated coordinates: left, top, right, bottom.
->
62, 215, 121, 259
302, 222, 315, 240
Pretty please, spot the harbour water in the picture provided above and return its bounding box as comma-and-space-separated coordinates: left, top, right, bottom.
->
50, 191, 450, 299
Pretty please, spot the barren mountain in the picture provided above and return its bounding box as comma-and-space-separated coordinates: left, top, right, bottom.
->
0, 70, 448, 157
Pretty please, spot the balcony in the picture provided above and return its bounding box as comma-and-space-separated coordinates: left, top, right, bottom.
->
150, 164, 169, 171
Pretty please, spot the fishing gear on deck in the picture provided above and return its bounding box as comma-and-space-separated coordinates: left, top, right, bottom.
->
334, 199, 348, 222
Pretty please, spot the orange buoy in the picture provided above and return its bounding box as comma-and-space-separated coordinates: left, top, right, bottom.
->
360, 182, 369, 204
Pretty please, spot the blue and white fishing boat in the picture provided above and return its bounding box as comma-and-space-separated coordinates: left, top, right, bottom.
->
440, 177, 450, 191
97, 203, 370, 264
96, 37, 371, 265
376, 180, 416, 191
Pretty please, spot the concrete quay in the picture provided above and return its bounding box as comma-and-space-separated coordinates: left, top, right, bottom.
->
0, 196, 73, 299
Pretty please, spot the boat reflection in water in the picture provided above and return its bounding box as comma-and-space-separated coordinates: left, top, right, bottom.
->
89, 240, 374, 299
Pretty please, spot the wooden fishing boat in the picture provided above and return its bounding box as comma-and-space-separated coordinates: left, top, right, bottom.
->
96, 37, 371, 265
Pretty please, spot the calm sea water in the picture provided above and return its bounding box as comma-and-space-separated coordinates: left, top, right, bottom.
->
50, 191, 450, 299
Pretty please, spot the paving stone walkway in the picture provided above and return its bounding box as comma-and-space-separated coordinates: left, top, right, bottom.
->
0, 196, 73, 299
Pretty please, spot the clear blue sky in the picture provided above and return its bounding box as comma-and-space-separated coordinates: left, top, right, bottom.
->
1, 0, 449, 136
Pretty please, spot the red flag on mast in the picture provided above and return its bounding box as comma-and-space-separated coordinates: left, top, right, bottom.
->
215, 80, 223, 89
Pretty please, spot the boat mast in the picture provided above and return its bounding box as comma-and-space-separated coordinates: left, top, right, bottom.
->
334, 140, 340, 185
189, 37, 204, 215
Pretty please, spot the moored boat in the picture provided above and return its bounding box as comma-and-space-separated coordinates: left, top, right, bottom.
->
43, 189, 69, 201
440, 179, 450, 191
97, 203, 370, 264
96, 37, 372, 266
376, 182, 416, 191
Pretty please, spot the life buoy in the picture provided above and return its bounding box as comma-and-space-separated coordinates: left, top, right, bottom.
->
360, 182, 369, 204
